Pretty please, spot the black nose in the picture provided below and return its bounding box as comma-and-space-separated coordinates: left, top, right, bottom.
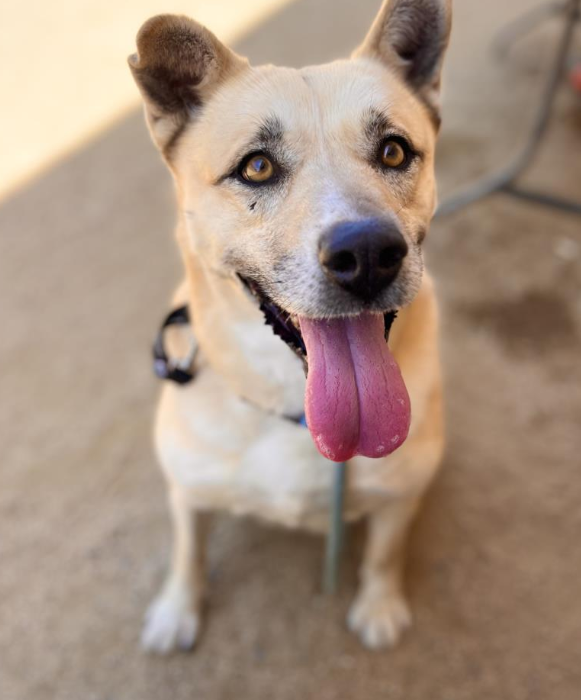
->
318, 218, 408, 300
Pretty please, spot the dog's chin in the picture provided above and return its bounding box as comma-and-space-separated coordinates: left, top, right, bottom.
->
238, 274, 398, 361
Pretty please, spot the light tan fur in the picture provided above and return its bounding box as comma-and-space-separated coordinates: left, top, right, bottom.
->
130, 0, 452, 653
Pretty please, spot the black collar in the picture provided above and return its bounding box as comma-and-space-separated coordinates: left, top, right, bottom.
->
153, 305, 197, 385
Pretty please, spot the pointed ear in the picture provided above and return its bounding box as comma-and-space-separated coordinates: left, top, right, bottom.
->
354, 0, 452, 121
128, 15, 247, 158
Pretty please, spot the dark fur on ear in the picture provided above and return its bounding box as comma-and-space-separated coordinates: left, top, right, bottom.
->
128, 15, 247, 158
355, 0, 452, 125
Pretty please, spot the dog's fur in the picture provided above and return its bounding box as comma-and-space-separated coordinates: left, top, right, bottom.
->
129, 0, 452, 653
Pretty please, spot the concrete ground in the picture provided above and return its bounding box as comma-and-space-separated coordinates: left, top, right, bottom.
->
2, 0, 581, 698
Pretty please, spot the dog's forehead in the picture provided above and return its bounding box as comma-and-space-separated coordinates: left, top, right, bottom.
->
191, 59, 433, 172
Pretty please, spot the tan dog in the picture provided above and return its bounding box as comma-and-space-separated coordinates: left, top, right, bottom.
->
129, 0, 452, 653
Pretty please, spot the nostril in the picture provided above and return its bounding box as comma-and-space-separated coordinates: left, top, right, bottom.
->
378, 246, 405, 271
329, 250, 357, 274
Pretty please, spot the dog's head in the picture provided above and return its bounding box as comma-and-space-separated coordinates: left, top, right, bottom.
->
129, 0, 451, 462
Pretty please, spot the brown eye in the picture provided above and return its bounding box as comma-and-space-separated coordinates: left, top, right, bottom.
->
241, 154, 275, 183
380, 139, 407, 168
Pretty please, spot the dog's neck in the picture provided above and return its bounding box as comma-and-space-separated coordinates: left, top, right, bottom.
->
180, 239, 306, 417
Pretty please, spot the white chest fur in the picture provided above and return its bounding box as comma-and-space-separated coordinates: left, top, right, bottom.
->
154, 361, 425, 532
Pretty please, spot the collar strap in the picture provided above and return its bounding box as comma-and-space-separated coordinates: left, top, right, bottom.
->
152, 305, 197, 385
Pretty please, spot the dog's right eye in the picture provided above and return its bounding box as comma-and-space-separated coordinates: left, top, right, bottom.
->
239, 153, 276, 184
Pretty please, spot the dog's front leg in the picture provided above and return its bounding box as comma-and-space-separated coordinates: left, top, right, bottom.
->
141, 489, 207, 654
348, 495, 420, 650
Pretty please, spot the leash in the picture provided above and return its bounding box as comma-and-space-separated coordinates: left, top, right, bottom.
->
323, 460, 347, 595
152, 305, 347, 594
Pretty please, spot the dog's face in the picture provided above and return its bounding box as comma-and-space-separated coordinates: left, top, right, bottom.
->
129, 0, 451, 461
173, 61, 437, 319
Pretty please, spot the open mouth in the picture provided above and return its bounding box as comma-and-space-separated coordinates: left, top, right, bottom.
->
239, 275, 411, 462
240, 275, 307, 360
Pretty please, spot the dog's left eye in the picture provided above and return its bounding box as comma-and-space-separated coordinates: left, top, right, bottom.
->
239, 153, 276, 184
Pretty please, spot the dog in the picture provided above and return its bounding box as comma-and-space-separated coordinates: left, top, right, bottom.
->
128, 0, 452, 653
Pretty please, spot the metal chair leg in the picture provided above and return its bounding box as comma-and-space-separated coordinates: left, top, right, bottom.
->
492, 0, 567, 59
437, 0, 581, 219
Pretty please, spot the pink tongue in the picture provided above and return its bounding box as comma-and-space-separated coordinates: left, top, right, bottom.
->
299, 314, 410, 462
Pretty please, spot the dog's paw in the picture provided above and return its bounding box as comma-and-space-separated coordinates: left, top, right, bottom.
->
141, 588, 200, 654
347, 584, 412, 650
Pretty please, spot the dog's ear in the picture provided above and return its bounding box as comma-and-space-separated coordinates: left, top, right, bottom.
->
128, 15, 247, 157
355, 0, 452, 120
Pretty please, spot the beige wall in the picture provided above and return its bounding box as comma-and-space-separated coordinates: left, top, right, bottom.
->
0, 0, 294, 200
